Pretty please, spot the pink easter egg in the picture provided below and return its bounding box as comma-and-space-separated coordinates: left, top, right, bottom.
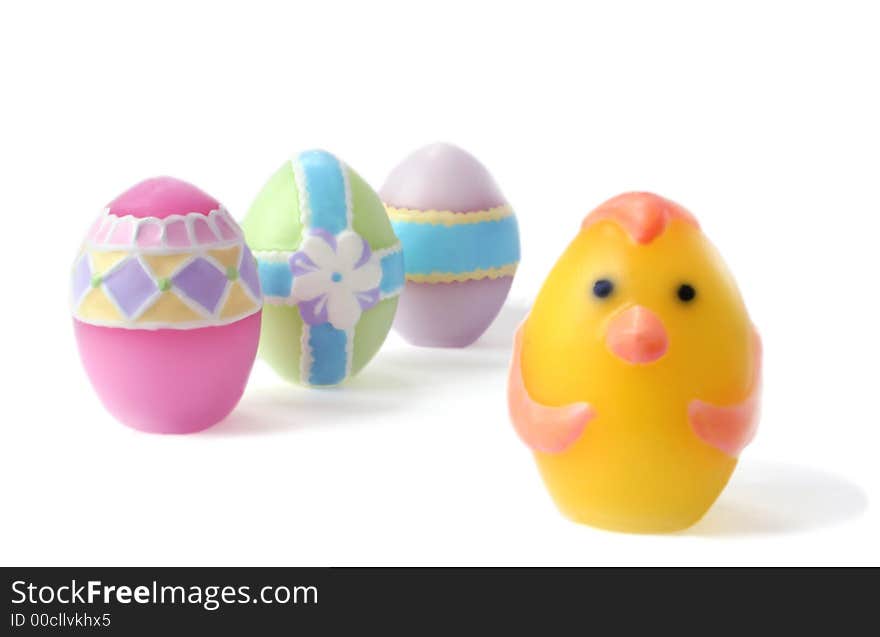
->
71, 177, 263, 433
381, 144, 521, 347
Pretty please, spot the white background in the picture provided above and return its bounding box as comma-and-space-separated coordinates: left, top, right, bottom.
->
0, 0, 877, 565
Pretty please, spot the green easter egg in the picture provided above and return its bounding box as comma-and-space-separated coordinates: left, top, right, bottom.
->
242, 150, 404, 386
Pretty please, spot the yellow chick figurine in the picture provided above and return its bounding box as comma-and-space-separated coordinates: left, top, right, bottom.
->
508, 192, 761, 533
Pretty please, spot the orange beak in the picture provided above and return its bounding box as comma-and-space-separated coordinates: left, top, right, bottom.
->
606, 306, 668, 364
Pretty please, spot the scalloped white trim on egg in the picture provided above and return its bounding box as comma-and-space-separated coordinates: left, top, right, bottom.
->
85, 207, 244, 254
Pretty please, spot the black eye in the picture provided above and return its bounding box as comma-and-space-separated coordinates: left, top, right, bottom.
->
592, 279, 614, 299
677, 283, 696, 302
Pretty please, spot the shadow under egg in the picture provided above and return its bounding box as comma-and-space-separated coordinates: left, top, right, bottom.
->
205, 382, 413, 437
687, 459, 868, 537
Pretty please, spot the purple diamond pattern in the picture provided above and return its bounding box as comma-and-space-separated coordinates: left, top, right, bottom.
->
172, 257, 228, 313
239, 246, 261, 298
71, 254, 91, 302
103, 258, 158, 317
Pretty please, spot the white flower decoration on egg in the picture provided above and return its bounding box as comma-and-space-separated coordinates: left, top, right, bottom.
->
289, 230, 382, 330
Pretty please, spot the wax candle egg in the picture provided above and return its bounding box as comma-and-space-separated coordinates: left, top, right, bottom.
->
72, 177, 262, 434
381, 143, 520, 347
242, 150, 404, 387
508, 192, 761, 532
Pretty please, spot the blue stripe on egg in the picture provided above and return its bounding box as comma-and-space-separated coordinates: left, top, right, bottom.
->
258, 260, 294, 298
257, 248, 404, 301
391, 215, 520, 275
307, 322, 349, 386
297, 150, 349, 235
379, 250, 405, 295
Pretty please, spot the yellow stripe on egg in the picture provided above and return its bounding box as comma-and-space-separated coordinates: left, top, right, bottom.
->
385, 204, 513, 226
406, 263, 518, 284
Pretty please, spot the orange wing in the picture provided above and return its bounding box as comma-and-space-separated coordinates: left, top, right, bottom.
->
688, 327, 762, 457
507, 322, 595, 453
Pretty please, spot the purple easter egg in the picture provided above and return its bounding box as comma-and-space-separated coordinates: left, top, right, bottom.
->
381, 144, 520, 347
